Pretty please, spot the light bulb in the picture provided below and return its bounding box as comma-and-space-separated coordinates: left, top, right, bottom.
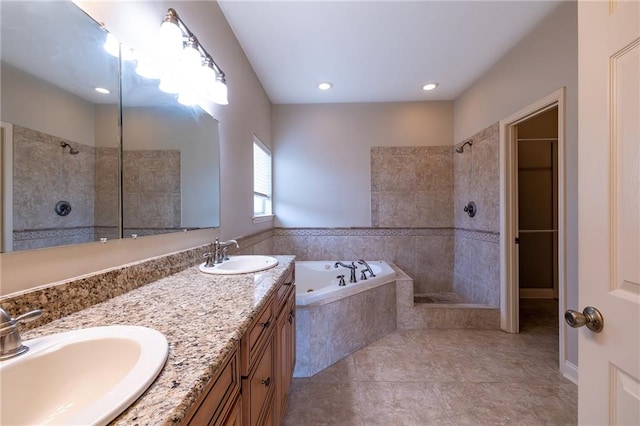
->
103, 32, 120, 58
159, 66, 181, 94
200, 59, 217, 98
177, 91, 198, 106
209, 76, 228, 105
135, 58, 161, 80
158, 20, 183, 63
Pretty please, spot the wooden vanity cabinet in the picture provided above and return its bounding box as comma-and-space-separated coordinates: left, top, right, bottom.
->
274, 274, 296, 425
182, 265, 296, 426
182, 347, 241, 426
241, 267, 296, 426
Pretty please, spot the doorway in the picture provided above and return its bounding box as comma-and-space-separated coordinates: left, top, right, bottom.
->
516, 108, 559, 333
499, 89, 570, 378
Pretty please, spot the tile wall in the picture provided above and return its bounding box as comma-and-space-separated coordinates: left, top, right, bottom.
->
453, 123, 500, 306
10, 126, 182, 249
122, 150, 182, 233
12, 125, 97, 250
94, 147, 119, 240
271, 228, 453, 295
371, 146, 453, 228
270, 122, 501, 307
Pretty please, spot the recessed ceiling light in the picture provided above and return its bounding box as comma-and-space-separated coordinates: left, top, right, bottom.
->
422, 83, 439, 91
318, 82, 332, 90
95, 87, 111, 94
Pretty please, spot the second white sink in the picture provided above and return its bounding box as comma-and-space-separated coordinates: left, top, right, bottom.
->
0, 325, 168, 426
199, 255, 279, 275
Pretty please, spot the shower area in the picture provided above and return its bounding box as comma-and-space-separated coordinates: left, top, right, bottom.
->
272, 121, 502, 329
371, 123, 500, 307
7, 124, 119, 251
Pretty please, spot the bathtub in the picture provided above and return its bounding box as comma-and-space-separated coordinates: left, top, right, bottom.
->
293, 260, 397, 377
295, 260, 396, 306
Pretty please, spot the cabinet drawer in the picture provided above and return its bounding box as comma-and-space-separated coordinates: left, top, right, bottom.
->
276, 268, 295, 308
243, 338, 274, 426
241, 297, 274, 375
184, 348, 240, 425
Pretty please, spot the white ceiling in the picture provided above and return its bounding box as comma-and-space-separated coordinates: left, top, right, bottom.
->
219, 0, 564, 104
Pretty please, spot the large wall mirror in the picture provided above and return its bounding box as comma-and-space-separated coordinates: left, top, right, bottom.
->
0, 0, 220, 253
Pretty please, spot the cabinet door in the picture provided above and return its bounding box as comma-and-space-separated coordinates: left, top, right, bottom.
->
219, 395, 241, 426
242, 337, 274, 426
275, 287, 296, 424
184, 348, 240, 426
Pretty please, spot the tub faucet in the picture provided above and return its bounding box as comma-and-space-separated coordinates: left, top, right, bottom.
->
358, 260, 376, 278
0, 307, 43, 360
213, 238, 239, 263
334, 261, 357, 283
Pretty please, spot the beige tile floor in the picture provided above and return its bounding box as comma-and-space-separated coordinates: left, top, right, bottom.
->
283, 299, 577, 425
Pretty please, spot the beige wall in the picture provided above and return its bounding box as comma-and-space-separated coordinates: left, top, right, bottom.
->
0, 62, 97, 146
272, 102, 453, 227
453, 1, 578, 365
1, 1, 272, 295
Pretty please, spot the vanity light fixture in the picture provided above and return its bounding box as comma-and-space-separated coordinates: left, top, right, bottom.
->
103, 30, 135, 61
318, 82, 332, 90
135, 8, 229, 106
422, 82, 439, 91
94, 87, 110, 94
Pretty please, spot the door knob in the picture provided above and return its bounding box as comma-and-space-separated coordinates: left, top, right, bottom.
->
564, 306, 604, 333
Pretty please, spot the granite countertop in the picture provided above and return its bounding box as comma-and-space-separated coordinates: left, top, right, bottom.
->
22, 255, 295, 425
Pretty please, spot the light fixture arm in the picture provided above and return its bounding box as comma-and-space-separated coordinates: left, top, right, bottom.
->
165, 8, 225, 80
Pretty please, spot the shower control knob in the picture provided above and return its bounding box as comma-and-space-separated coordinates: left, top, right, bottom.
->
55, 201, 72, 216
564, 306, 604, 333
463, 201, 477, 217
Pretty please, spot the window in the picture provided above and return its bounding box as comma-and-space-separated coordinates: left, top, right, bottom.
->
253, 137, 273, 220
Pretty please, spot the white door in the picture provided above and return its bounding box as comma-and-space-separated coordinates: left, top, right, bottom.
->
577, 0, 640, 424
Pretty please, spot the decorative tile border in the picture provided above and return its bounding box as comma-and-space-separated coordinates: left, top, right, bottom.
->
13, 226, 96, 241
273, 227, 498, 243
235, 229, 273, 249
273, 227, 456, 237
454, 228, 500, 244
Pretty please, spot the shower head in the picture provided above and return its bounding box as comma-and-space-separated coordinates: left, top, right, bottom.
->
455, 139, 473, 153
60, 141, 79, 155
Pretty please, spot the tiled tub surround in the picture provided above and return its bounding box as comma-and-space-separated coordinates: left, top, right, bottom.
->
294, 277, 396, 377
293, 261, 397, 377
2, 254, 295, 425
271, 227, 499, 307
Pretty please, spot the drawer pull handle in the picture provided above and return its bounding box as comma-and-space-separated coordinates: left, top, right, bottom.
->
284, 281, 293, 286
260, 320, 270, 329
288, 310, 295, 324
261, 377, 271, 387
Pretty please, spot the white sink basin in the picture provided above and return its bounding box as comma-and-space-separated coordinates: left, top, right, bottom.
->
0, 325, 168, 426
199, 255, 279, 275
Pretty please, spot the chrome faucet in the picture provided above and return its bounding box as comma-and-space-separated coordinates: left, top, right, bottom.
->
358, 260, 376, 278
0, 307, 43, 360
213, 238, 239, 263
334, 261, 357, 283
